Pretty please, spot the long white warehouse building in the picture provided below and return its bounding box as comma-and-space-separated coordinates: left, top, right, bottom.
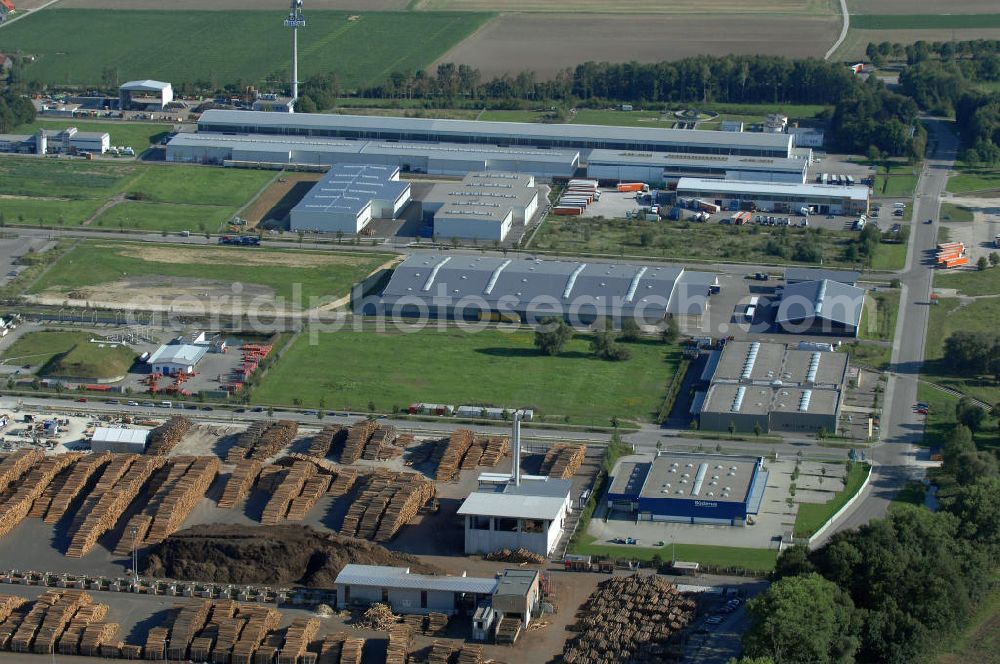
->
676, 178, 870, 216
194, 109, 795, 158
587, 150, 808, 184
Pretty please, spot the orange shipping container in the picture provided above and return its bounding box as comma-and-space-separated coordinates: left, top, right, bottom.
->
617, 183, 646, 193
943, 256, 970, 268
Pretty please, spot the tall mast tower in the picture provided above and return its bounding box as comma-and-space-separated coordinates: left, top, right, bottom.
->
284, 0, 305, 110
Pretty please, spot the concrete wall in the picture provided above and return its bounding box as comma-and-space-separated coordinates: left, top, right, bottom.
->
463, 516, 562, 556
769, 409, 838, 434
699, 410, 769, 434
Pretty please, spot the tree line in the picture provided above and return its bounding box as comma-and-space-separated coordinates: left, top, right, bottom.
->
0, 89, 35, 134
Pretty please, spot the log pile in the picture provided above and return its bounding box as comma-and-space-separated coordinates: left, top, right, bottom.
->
0, 595, 27, 624
316, 633, 348, 664
286, 452, 338, 475
427, 641, 453, 664
456, 645, 484, 664
363, 425, 399, 461
228, 420, 300, 462
143, 627, 168, 660
66, 455, 165, 557
0, 606, 28, 650
44, 452, 114, 524
227, 422, 267, 463
433, 429, 474, 481
78, 622, 118, 657
478, 436, 510, 467
484, 548, 545, 565
232, 606, 281, 664
0, 453, 80, 538
355, 603, 398, 631
218, 459, 263, 509
341, 421, 377, 465
261, 461, 314, 525
385, 624, 410, 664
307, 425, 345, 458
286, 474, 332, 521
328, 468, 359, 497
494, 617, 521, 645
460, 444, 483, 470
426, 612, 448, 636
560, 575, 696, 664
140, 456, 219, 546
540, 444, 586, 479
339, 637, 364, 664
0, 450, 42, 495
28, 590, 95, 654
277, 617, 319, 664
167, 600, 212, 660
145, 416, 193, 456
340, 471, 434, 542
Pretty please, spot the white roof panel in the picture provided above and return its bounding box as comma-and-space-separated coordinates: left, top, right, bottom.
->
457, 492, 566, 521
92, 427, 148, 445
677, 177, 870, 202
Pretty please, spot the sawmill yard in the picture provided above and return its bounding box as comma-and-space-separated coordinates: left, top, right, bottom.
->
251, 327, 681, 426
23, 241, 393, 311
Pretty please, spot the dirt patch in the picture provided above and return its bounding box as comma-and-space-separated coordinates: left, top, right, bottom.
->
836, 27, 1000, 59
0, 194, 72, 201
143, 523, 439, 587
36, 274, 275, 309
59, 0, 408, 8
115, 244, 373, 269
242, 174, 320, 228
435, 14, 840, 78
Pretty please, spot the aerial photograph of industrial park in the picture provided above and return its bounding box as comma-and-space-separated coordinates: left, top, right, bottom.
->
0, 0, 997, 662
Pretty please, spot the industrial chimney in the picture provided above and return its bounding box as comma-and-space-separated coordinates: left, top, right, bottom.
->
512, 410, 522, 486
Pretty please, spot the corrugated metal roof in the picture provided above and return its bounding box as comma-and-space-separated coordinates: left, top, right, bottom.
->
120, 80, 171, 92
588, 149, 806, 172
293, 163, 409, 217
335, 564, 497, 594
147, 344, 208, 366
784, 267, 859, 286
677, 177, 870, 202
457, 492, 567, 520
775, 279, 864, 327
198, 109, 793, 154
91, 427, 148, 445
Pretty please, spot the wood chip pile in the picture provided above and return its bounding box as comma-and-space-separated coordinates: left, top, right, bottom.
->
340, 470, 435, 542
561, 575, 695, 664
355, 603, 398, 631
66, 455, 166, 557
277, 617, 319, 664
484, 548, 545, 565
540, 444, 586, 479
145, 416, 193, 456
0, 453, 80, 538
341, 420, 377, 465
385, 624, 410, 664
228, 420, 299, 462
307, 425, 345, 459
218, 459, 263, 509
433, 429, 474, 481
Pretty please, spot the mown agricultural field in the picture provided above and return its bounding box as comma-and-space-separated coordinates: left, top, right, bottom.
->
414, 0, 835, 14
851, 14, 1000, 29
0, 10, 490, 88
252, 327, 681, 425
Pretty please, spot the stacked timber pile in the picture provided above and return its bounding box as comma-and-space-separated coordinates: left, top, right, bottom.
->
43, 452, 113, 524
232, 606, 281, 664
456, 645, 484, 664
340, 471, 434, 542
328, 468, 359, 497
0, 450, 42, 494
78, 622, 118, 657
495, 617, 521, 645
307, 425, 344, 459
433, 429, 474, 481
32, 589, 93, 653
66, 455, 166, 557
229, 421, 299, 462
0, 605, 28, 650
341, 420, 377, 465
0, 454, 80, 538
485, 548, 545, 565
218, 459, 263, 509
480, 436, 509, 466
287, 473, 332, 521
28, 455, 87, 519
278, 617, 319, 664
561, 575, 696, 664
287, 452, 338, 474
540, 444, 586, 479
227, 422, 267, 463
144, 627, 169, 660
167, 600, 213, 660
385, 624, 410, 664
316, 633, 348, 664
340, 637, 365, 664
261, 461, 315, 525
253, 634, 283, 664
426, 613, 448, 636
145, 416, 193, 456
460, 443, 483, 470
356, 603, 398, 631
56, 602, 109, 656
427, 641, 453, 664
363, 424, 399, 461
0, 595, 27, 623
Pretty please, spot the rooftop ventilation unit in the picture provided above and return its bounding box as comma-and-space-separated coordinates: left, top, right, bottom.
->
805, 352, 821, 384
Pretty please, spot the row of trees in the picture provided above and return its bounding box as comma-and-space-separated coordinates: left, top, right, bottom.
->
743, 473, 999, 663
0, 89, 35, 134
532, 315, 679, 361
866, 38, 1000, 67
830, 79, 925, 158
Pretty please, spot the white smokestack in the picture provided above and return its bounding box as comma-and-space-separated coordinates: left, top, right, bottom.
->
512, 410, 522, 486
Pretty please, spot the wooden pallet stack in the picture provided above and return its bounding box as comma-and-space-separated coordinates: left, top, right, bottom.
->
541, 444, 586, 479
77, 621, 119, 657
478, 436, 509, 467
218, 459, 263, 509
341, 420, 376, 465
433, 429, 474, 481
66, 455, 165, 557
143, 626, 168, 660
327, 468, 359, 497
385, 624, 410, 664
0, 449, 42, 495
339, 638, 365, 664
145, 416, 193, 456
456, 645, 484, 664
286, 473, 332, 521
43, 453, 114, 524
425, 613, 448, 636
0, 454, 80, 538
307, 425, 345, 458
167, 600, 213, 660
427, 640, 453, 664
277, 617, 319, 664
261, 461, 314, 525
227, 421, 268, 463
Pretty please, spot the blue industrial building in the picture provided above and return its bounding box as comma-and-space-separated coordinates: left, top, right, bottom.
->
606, 453, 767, 525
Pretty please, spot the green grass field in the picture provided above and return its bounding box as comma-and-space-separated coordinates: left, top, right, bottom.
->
859, 289, 900, 342
843, 340, 891, 371
947, 168, 1000, 194
1, 330, 93, 372
939, 202, 975, 222
0, 158, 273, 231
531, 217, 905, 270
572, 534, 778, 572
874, 173, 918, 197
12, 119, 173, 150
44, 340, 137, 380
0, 9, 490, 88
793, 463, 870, 538
917, 382, 999, 455
936, 264, 1000, 296
851, 14, 1000, 29
29, 241, 393, 305
924, 296, 1000, 411
253, 327, 680, 424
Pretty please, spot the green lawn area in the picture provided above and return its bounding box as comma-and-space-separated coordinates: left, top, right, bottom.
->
871, 240, 907, 271
572, 534, 778, 572
0, 9, 490, 89
841, 341, 891, 371
851, 14, 1000, 29
859, 289, 900, 342
793, 463, 870, 539
12, 119, 173, 150
571, 109, 669, 127
917, 382, 1000, 455
936, 264, 1000, 296
874, 173, 918, 198
43, 340, 137, 380
940, 202, 974, 222
253, 327, 680, 425
0, 158, 273, 231
1, 330, 93, 372
531, 216, 890, 269
477, 109, 549, 123
334, 107, 481, 120
947, 168, 1000, 194
923, 296, 1000, 429
28, 241, 393, 306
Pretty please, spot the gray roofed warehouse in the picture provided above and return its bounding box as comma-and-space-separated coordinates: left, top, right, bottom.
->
374, 253, 717, 327
776, 279, 865, 337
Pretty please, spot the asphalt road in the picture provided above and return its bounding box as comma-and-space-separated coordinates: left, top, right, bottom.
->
812, 118, 957, 545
